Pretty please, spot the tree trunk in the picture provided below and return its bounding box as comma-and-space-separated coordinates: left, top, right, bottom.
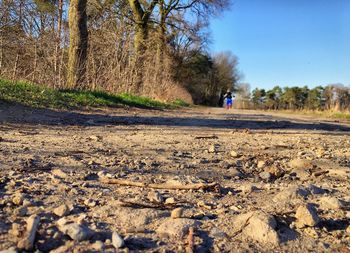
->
67, 0, 88, 89
54, 0, 63, 87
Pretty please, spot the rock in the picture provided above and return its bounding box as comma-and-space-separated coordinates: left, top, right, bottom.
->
165, 197, 175, 204
303, 227, 319, 239
58, 223, 93, 242
346, 225, 350, 234
52, 169, 68, 179
0, 248, 17, 253
157, 218, 200, 238
230, 151, 240, 158
319, 196, 343, 210
210, 227, 226, 238
112, 232, 124, 249
84, 199, 97, 207
257, 160, 266, 169
147, 191, 164, 203
295, 204, 320, 228
88, 135, 101, 141
289, 159, 313, 170
12, 193, 25, 205
273, 186, 309, 203
92, 241, 104, 251
266, 166, 283, 178
233, 211, 279, 245
111, 207, 163, 228
171, 207, 184, 219
9, 223, 21, 237
290, 168, 311, 180
208, 145, 216, 153
227, 168, 243, 178
259, 171, 272, 181
53, 204, 73, 217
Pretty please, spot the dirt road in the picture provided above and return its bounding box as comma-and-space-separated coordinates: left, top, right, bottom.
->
0, 104, 350, 252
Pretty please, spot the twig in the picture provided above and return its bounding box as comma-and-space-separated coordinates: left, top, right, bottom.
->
186, 227, 195, 253
114, 199, 178, 210
17, 214, 40, 250
100, 179, 218, 190
194, 135, 218, 139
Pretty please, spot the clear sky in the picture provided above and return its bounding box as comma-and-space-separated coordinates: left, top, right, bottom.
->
209, 0, 350, 90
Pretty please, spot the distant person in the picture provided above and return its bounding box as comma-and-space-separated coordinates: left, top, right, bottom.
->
224, 89, 234, 109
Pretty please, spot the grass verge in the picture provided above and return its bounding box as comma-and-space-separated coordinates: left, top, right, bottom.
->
275, 109, 350, 121
0, 79, 189, 110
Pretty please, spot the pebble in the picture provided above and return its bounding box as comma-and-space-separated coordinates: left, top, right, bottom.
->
52, 169, 68, 178
257, 160, 266, 169
319, 196, 343, 210
53, 204, 73, 217
12, 193, 25, 205
147, 191, 164, 203
171, 207, 184, 219
84, 199, 97, 207
112, 232, 124, 249
230, 151, 239, 158
259, 171, 271, 181
295, 204, 320, 228
208, 145, 216, 153
165, 197, 175, 204
58, 223, 93, 242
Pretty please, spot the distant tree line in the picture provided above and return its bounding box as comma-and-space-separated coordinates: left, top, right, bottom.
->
0, 0, 239, 104
247, 84, 350, 111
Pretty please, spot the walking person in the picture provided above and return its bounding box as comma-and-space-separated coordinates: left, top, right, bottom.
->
224, 89, 234, 109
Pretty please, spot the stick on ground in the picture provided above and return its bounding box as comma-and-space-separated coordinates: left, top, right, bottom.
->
100, 178, 218, 190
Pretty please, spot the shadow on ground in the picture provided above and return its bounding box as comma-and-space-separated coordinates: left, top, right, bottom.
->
1, 101, 350, 132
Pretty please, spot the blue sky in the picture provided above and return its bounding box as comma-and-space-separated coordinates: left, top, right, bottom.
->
209, 0, 350, 90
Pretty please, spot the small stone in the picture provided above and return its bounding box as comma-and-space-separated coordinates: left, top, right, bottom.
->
295, 204, 320, 228
147, 191, 164, 203
230, 151, 239, 158
165, 197, 175, 204
0, 247, 17, 253
53, 204, 73, 217
58, 223, 93, 242
233, 211, 280, 245
319, 196, 343, 210
84, 199, 97, 207
346, 225, 350, 234
157, 218, 200, 238
92, 241, 104, 251
52, 169, 68, 179
257, 160, 266, 169
304, 227, 319, 239
97, 170, 107, 178
171, 208, 184, 219
12, 193, 25, 205
259, 171, 271, 181
210, 227, 226, 238
289, 159, 313, 170
88, 135, 100, 141
208, 145, 216, 153
9, 223, 21, 237
112, 232, 124, 249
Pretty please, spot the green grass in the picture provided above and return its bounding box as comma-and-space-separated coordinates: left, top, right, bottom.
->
0, 79, 189, 110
